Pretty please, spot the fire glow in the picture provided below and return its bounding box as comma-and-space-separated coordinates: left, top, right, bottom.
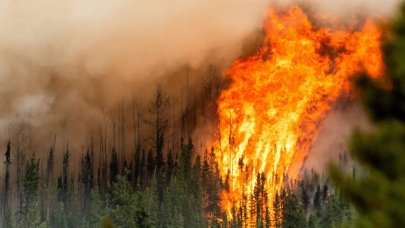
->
214, 6, 383, 221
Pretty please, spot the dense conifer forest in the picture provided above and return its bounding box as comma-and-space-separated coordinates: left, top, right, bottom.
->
0, 80, 356, 227
0, 124, 356, 227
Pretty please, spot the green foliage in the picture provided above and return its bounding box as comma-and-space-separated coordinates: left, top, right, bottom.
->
160, 177, 186, 228
179, 137, 194, 179
141, 172, 159, 227
0, 61, 379, 228
1, 135, 355, 228
281, 190, 306, 228
20, 154, 41, 227
330, 3, 405, 228
108, 171, 139, 227
80, 149, 93, 216
319, 192, 353, 227
203, 147, 222, 225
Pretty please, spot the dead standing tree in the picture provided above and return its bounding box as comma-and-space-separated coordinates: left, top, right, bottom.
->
144, 85, 170, 174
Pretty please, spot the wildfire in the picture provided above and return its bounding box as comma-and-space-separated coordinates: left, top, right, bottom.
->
214, 5, 383, 223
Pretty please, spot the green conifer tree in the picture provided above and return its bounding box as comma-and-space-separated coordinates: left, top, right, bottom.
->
330, 3, 405, 227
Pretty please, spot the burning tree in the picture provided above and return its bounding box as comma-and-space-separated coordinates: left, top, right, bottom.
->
214, 5, 384, 224
331, 3, 405, 227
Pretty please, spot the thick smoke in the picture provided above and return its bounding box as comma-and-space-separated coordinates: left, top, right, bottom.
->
0, 0, 402, 166
277, 0, 402, 17
0, 0, 272, 145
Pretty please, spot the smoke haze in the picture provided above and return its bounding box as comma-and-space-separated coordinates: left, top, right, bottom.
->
0, 0, 272, 147
0, 0, 401, 163
303, 102, 372, 173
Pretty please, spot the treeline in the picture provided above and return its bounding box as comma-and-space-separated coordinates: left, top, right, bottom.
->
1, 129, 356, 228
1, 135, 218, 227
228, 157, 356, 228
0, 66, 223, 227
0, 72, 355, 227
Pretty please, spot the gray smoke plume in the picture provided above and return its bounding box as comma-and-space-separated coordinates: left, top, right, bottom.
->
0, 0, 401, 167
303, 102, 372, 173
0, 0, 272, 146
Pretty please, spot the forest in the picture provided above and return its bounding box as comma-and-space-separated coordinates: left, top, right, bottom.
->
1, 1, 405, 228
0, 107, 356, 228
0, 58, 358, 227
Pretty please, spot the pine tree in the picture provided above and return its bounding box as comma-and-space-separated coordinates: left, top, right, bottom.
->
281, 191, 306, 228
107, 168, 138, 227
134, 143, 142, 188
20, 154, 41, 227
253, 173, 266, 227
166, 149, 175, 186
64, 176, 81, 227
46, 147, 54, 180
322, 183, 329, 202
80, 149, 93, 216
59, 146, 70, 204
110, 147, 118, 185
204, 147, 222, 226
273, 191, 282, 228
313, 184, 322, 216
160, 177, 185, 228
188, 155, 205, 227
191, 155, 203, 199
3, 141, 12, 228
142, 171, 159, 227
180, 137, 193, 180
5, 140, 11, 164
302, 188, 310, 212
145, 85, 170, 173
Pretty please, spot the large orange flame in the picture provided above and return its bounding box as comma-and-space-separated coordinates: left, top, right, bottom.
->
214, 5, 383, 222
